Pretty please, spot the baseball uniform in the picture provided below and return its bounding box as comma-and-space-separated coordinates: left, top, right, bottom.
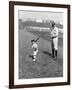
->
32, 43, 38, 61
51, 26, 58, 58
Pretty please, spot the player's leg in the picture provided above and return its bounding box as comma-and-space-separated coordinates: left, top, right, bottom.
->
33, 49, 38, 61
32, 55, 36, 61
55, 38, 58, 58
52, 39, 55, 58
53, 38, 58, 59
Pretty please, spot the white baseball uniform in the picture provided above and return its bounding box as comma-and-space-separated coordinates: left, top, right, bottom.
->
51, 26, 58, 50
32, 43, 38, 61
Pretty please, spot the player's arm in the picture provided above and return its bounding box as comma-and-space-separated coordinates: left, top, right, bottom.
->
35, 37, 40, 42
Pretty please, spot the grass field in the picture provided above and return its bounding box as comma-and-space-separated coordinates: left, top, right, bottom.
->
19, 28, 63, 79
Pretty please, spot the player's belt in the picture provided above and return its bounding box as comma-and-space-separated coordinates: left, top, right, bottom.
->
52, 36, 57, 39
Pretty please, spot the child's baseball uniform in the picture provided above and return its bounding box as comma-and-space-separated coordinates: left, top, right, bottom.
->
32, 42, 38, 61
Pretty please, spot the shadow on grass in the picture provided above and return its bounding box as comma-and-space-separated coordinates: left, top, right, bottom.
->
29, 55, 33, 59
42, 51, 52, 57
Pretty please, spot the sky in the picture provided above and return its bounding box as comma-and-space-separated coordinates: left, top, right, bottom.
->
19, 10, 63, 24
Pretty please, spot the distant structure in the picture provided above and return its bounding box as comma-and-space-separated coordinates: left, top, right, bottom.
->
36, 19, 42, 23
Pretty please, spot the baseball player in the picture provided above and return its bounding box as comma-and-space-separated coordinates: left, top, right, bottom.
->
50, 22, 59, 59
31, 37, 40, 62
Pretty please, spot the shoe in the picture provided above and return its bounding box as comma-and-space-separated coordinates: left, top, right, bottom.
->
52, 55, 55, 58
53, 56, 57, 60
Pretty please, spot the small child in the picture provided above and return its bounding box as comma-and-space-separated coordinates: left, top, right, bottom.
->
31, 37, 40, 62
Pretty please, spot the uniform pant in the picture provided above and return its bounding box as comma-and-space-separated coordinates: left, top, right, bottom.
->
33, 49, 38, 60
52, 37, 58, 57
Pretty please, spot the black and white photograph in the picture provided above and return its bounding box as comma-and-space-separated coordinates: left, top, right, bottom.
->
9, 1, 70, 88
19, 10, 63, 79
